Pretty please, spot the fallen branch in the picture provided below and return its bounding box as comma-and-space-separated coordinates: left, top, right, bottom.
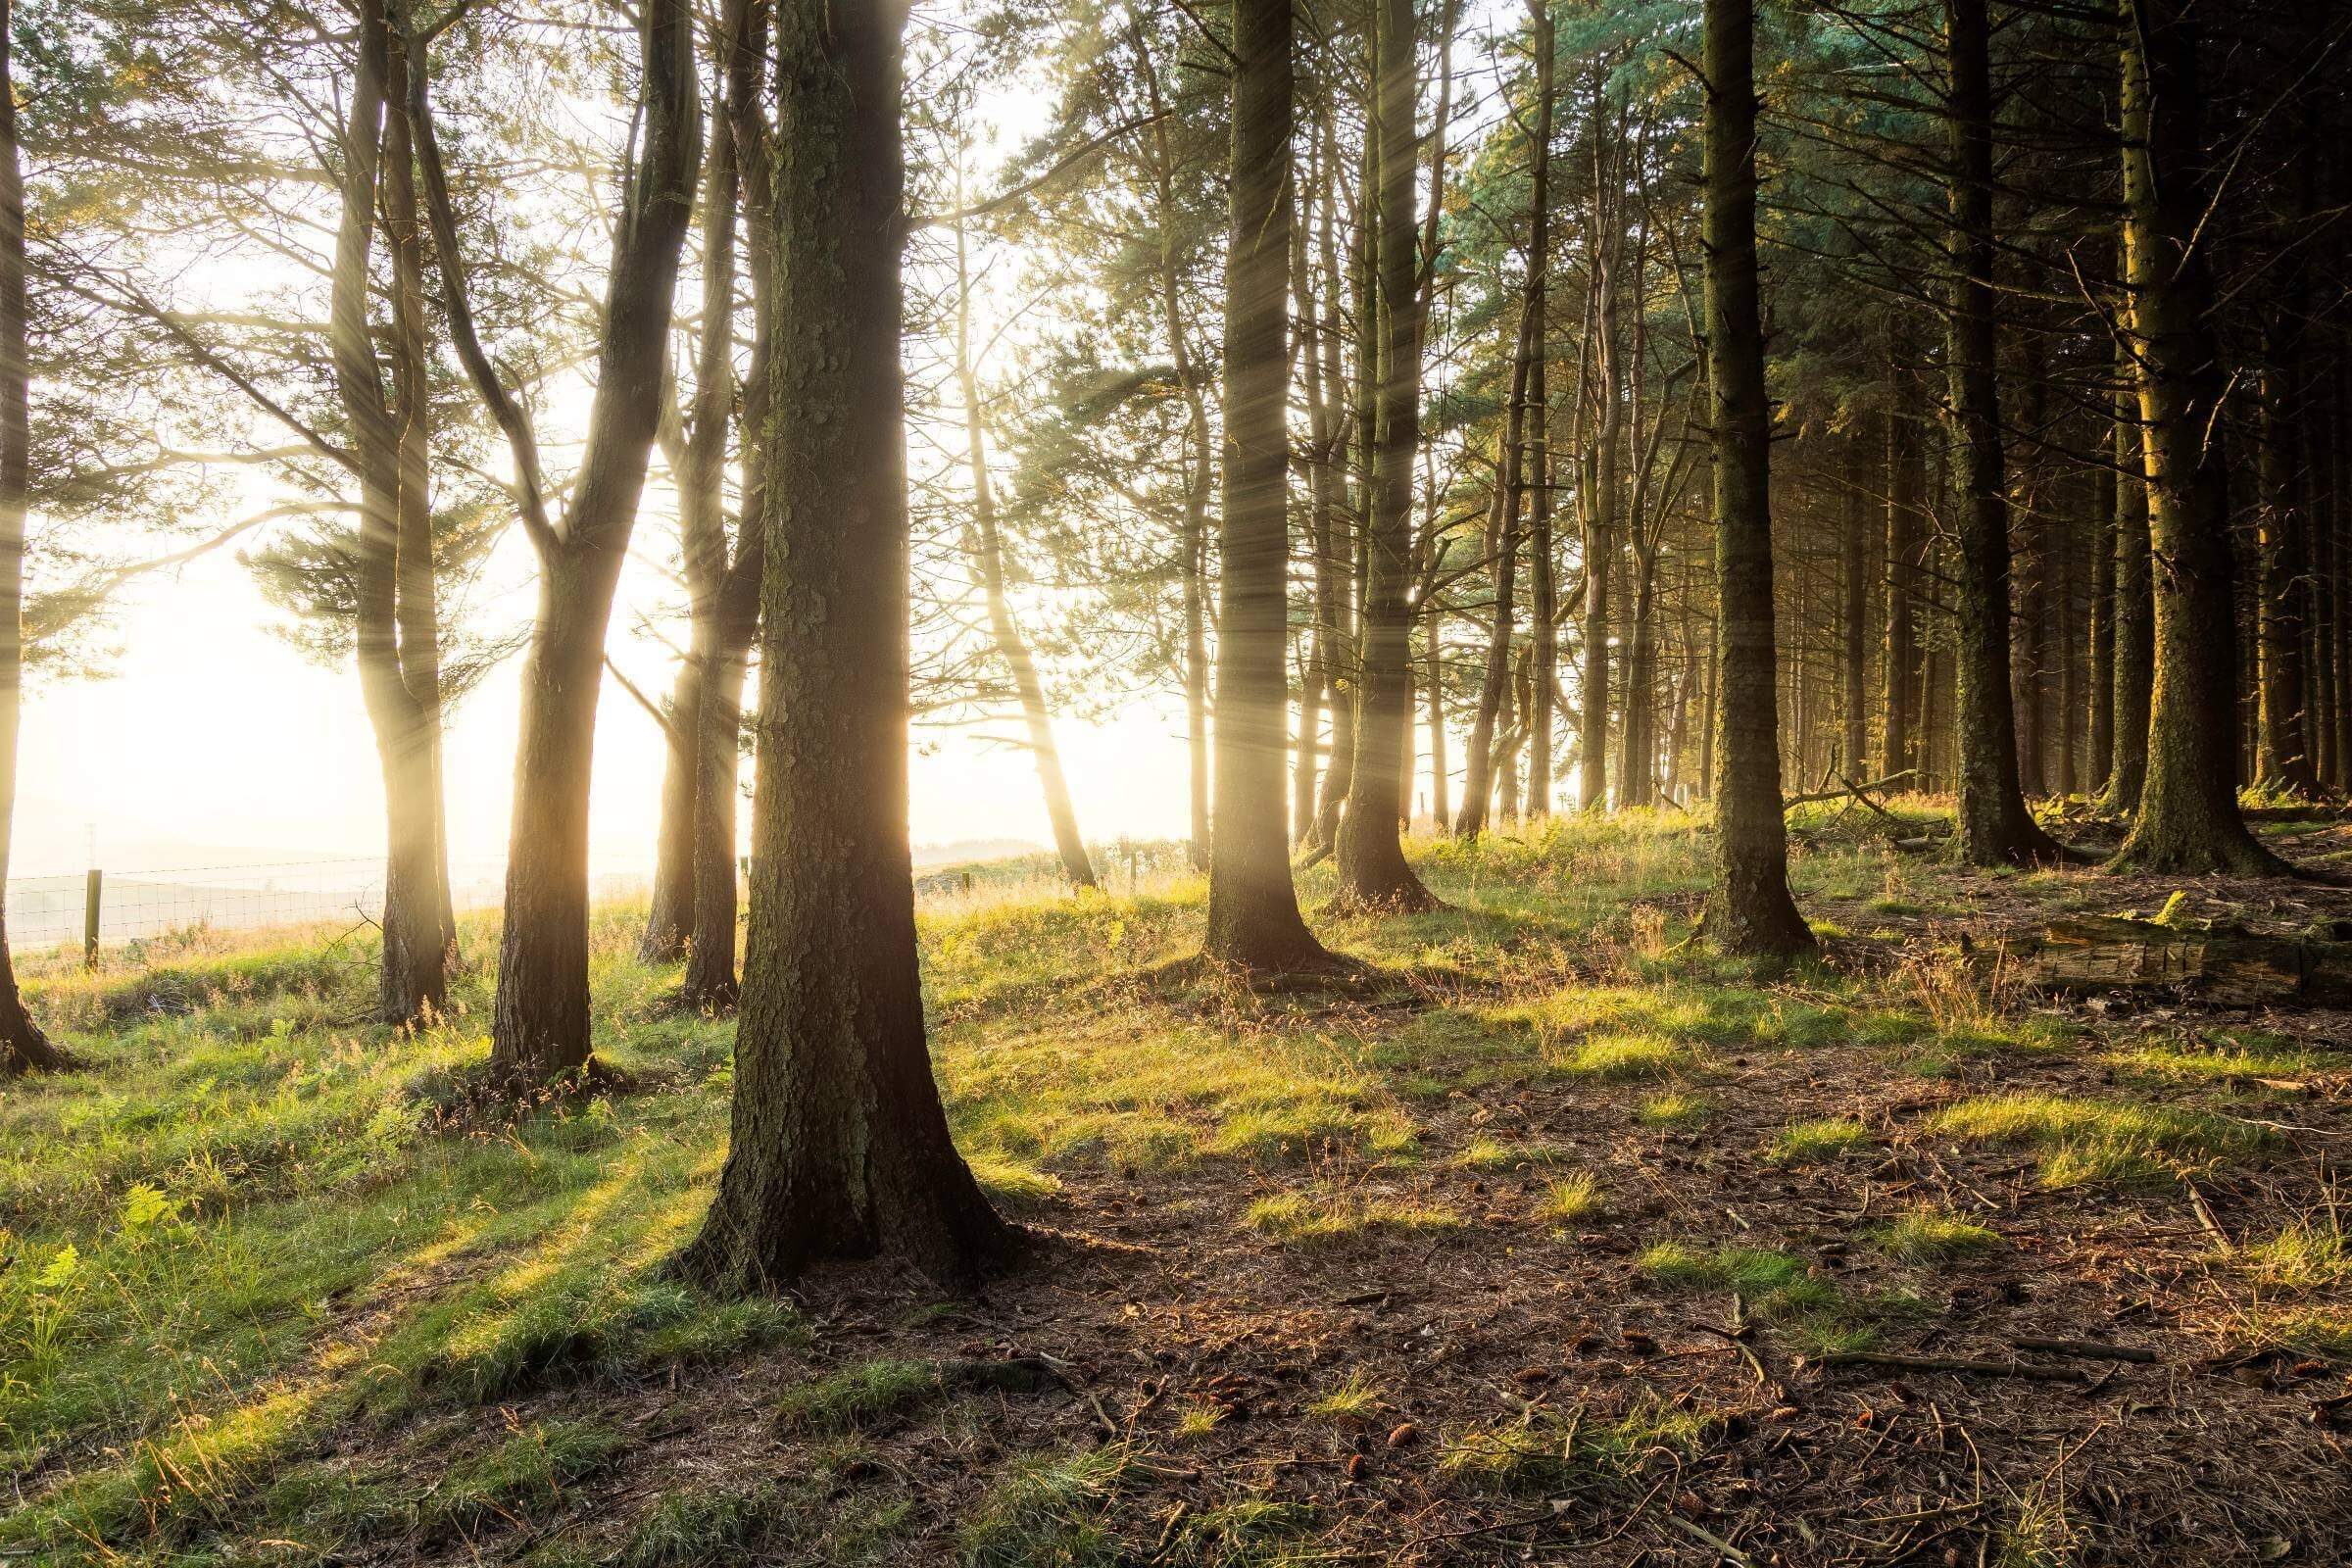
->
1783, 768, 1919, 810
1810, 1350, 2089, 1383
2009, 1337, 2158, 1364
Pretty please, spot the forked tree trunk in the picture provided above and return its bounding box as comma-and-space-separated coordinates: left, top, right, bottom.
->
1941, 0, 2060, 864
676, 0, 1014, 1287
1202, 0, 1334, 972
414, 0, 703, 1086
2110, 0, 2283, 875
1334, 0, 1441, 912
336, 0, 449, 1028
0, 1, 70, 1075
1701, 0, 1812, 959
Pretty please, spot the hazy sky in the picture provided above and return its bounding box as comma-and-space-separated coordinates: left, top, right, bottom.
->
16, 534, 1199, 881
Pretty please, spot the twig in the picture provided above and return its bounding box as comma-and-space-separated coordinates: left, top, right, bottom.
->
2009, 1338, 2157, 1364
1810, 1350, 2089, 1383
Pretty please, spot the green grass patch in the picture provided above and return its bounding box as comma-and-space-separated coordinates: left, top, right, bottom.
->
1636, 1091, 1713, 1127
1926, 1093, 2276, 1188
1455, 1136, 1568, 1171
1244, 1185, 1462, 1248
2240, 1218, 2349, 1288
1439, 1398, 1710, 1495
775, 1359, 949, 1436
1540, 1172, 1602, 1224
1639, 1241, 1912, 1354
1872, 1207, 2002, 1263
1769, 1117, 1870, 1164
957, 1446, 1129, 1568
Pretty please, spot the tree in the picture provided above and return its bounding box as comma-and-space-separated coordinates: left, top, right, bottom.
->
330, 0, 454, 1025
1333, 0, 1441, 912
1940, 0, 2062, 865
2108, 0, 2284, 875
0, 0, 71, 1076
1701, 0, 1811, 959
1202, 0, 1336, 972
676, 0, 1015, 1287
412, 0, 706, 1086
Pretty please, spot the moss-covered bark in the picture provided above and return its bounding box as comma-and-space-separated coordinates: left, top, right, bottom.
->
2110, 0, 2286, 876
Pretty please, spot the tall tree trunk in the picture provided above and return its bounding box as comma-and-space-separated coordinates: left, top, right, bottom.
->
1941, 0, 2060, 863
415, 0, 704, 1085
679, 0, 772, 1011
676, 0, 1013, 1288
1701, 0, 1811, 958
1580, 88, 1620, 814
955, 205, 1095, 888
1202, 0, 1334, 972
2256, 317, 2320, 797
2110, 0, 2282, 874
1425, 544, 1449, 827
1299, 125, 1348, 847
1334, 0, 1442, 911
1882, 344, 1923, 780
0, 0, 70, 1075
1839, 436, 1869, 774
2087, 425, 2116, 796
2102, 381, 2152, 813
1132, 45, 1213, 870
640, 654, 700, 962
1521, 1, 1557, 823
337, 0, 448, 1027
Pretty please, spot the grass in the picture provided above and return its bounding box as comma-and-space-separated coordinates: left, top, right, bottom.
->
5, 812, 2346, 1562
1244, 1185, 1462, 1248
1639, 1241, 1911, 1354
1926, 1092, 2277, 1188
1539, 1171, 1602, 1223
1438, 1398, 1711, 1495
1769, 1116, 1871, 1164
1303, 1370, 1383, 1426
1873, 1207, 2003, 1263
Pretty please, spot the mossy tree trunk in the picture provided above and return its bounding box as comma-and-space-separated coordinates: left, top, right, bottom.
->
1334, 0, 1443, 912
677, 0, 1015, 1287
0, 1, 71, 1075
2255, 318, 2320, 798
1201, 0, 1335, 972
1940, 0, 2061, 864
2110, 0, 2284, 875
1701, 0, 1813, 959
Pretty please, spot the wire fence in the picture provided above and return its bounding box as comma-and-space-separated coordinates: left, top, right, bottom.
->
12, 838, 1200, 960
5, 858, 522, 957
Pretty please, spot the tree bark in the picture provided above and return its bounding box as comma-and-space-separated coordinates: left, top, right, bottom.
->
1701, 0, 1812, 958
676, 0, 1014, 1288
1580, 82, 1621, 814
1521, 0, 1557, 823
1202, 0, 1334, 972
1882, 345, 1924, 781
1335, 0, 1443, 911
641, 656, 701, 963
2102, 380, 2152, 814
680, 0, 773, 1011
2256, 317, 2320, 797
2110, 0, 2284, 874
1940, 0, 2061, 864
0, 1, 72, 1075
414, 0, 704, 1085
1839, 436, 1870, 775
336, 0, 449, 1027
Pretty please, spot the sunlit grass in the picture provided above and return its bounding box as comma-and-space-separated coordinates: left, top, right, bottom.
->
1926, 1093, 2277, 1188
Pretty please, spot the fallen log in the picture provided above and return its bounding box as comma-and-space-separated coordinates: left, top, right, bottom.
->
2009, 1337, 2158, 1364
2025, 915, 2352, 1007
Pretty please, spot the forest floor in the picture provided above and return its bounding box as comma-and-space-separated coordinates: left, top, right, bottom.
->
3, 803, 2350, 1567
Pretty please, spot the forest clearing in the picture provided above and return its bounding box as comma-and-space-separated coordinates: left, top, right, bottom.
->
9, 0, 2352, 1561
3, 809, 2349, 1565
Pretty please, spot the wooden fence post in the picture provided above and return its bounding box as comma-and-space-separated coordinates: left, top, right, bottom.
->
83, 868, 102, 968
